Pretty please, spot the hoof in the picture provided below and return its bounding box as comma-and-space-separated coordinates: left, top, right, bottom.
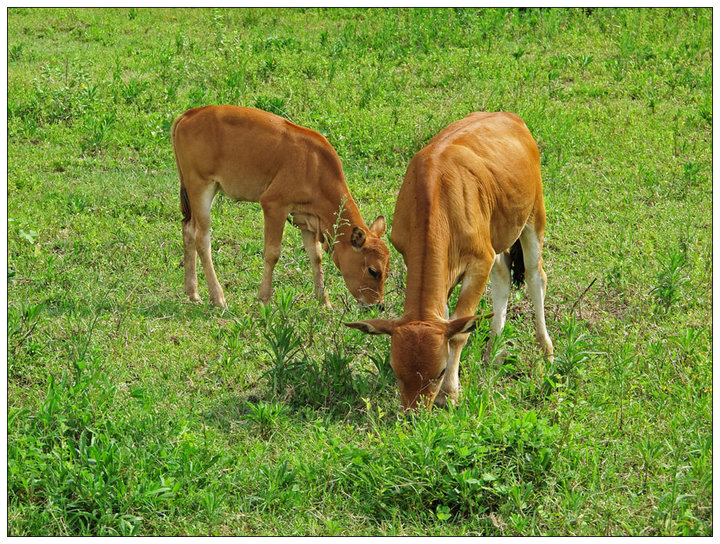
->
484, 342, 507, 365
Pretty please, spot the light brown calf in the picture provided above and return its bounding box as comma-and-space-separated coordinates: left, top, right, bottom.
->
172, 106, 389, 308
346, 112, 554, 410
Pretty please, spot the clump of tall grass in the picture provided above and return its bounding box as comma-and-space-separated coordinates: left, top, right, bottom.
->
651, 246, 689, 311
257, 287, 392, 414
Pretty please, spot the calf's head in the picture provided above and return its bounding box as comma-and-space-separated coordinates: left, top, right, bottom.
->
333, 216, 390, 306
345, 315, 483, 411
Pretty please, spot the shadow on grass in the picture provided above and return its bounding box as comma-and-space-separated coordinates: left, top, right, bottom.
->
200, 359, 397, 439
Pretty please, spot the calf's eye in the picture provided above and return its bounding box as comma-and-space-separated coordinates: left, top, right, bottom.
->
368, 267, 380, 279
430, 368, 446, 384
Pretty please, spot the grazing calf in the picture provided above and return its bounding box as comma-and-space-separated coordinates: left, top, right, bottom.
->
346, 112, 554, 410
172, 106, 389, 308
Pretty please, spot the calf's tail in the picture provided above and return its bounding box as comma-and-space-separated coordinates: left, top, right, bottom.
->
509, 239, 525, 287
171, 113, 192, 225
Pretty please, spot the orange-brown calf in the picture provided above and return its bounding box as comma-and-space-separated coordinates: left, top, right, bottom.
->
347, 112, 553, 410
172, 106, 389, 308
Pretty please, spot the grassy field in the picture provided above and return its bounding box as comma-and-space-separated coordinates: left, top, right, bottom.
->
7, 7, 712, 536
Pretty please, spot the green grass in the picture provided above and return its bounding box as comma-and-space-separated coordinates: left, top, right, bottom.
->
7, 7, 712, 536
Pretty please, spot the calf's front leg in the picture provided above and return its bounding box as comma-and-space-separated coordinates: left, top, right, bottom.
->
301, 229, 332, 308
436, 249, 494, 408
258, 201, 289, 305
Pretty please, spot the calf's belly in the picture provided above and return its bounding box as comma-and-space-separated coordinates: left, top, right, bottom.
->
215, 174, 270, 203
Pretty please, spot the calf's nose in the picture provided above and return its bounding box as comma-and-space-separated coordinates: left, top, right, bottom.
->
356, 299, 384, 311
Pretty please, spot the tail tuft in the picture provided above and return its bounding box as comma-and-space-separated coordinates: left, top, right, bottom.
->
180, 185, 191, 225
509, 239, 525, 287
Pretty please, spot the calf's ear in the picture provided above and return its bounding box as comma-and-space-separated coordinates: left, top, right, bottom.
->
445, 312, 494, 339
344, 319, 395, 336
369, 215, 387, 237
351, 227, 366, 249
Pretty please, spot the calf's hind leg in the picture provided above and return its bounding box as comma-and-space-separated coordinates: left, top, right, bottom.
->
484, 251, 512, 363
190, 181, 227, 308
519, 223, 553, 359
182, 216, 201, 303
